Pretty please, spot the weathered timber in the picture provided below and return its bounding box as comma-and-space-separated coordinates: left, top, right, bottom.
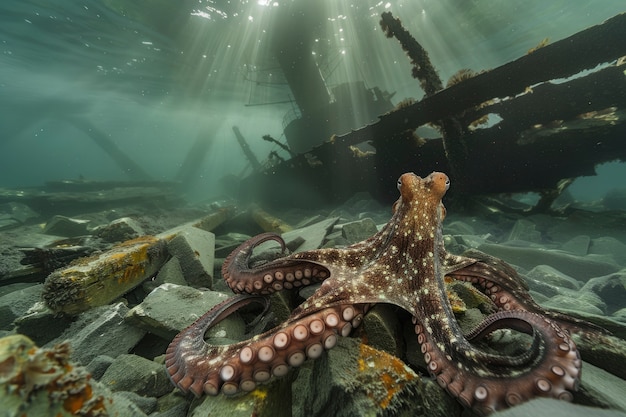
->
41, 208, 234, 314
380, 11, 443, 96
250, 205, 293, 234
42, 235, 169, 314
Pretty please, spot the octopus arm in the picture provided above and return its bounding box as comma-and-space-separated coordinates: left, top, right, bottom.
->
166, 292, 369, 397
222, 233, 330, 294
415, 309, 581, 415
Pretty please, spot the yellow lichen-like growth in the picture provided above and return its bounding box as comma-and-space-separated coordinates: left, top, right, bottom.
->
527, 38, 549, 54
357, 343, 416, 409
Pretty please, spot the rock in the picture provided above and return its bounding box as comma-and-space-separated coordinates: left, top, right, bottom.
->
154, 391, 190, 416
162, 225, 216, 288
589, 237, 626, 266
190, 377, 293, 417
143, 257, 188, 293
116, 391, 158, 415
153, 401, 189, 417
580, 271, 626, 314
45, 302, 146, 366
0, 201, 39, 228
542, 294, 606, 316
577, 361, 626, 412
561, 235, 591, 256
100, 353, 173, 397
340, 218, 379, 244
13, 301, 74, 346
86, 355, 114, 380
491, 397, 626, 417
282, 217, 340, 252
95, 216, 145, 243
125, 283, 245, 341
444, 220, 476, 236
507, 218, 542, 242
0, 334, 148, 417
297, 337, 460, 417
361, 304, 402, 357
478, 243, 619, 281
526, 265, 582, 291
0, 283, 43, 330
43, 215, 90, 237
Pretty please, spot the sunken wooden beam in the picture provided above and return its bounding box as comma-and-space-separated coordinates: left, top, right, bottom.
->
379, 11, 443, 96
333, 12, 626, 150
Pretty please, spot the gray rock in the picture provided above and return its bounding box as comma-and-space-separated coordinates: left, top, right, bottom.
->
95, 216, 145, 243
116, 391, 158, 415
508, 218, 542, 242
589, 237, 626, 265
152, 401, 189, 417
580, 271, 626, 313
13, 301, 74, 346
577, 361, 626, 412
282, 217, 340, 252
86, 354, 114, 380
541, 294, 606, 316
154, 391, 189, 416
100, 353, 173, 397
444, 220, 476, 236
526, 265, 582, 291
45, 302, 146, 365
491, 397, 626, 417
163, 225, 216, 288
43, 215, 90, 236
125, 283, 245, 341
478, 243, 619, 281
362, 304, 402, 357
0, 201, 39, 224
143, 257, 188, 293
561, 235, 591, 256
0, 283, 43, 330
298, 337, 460, 417
340, 218, 378, 244
190, 376, 293, 417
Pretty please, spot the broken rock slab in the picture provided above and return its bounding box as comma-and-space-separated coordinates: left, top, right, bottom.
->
282, 217, 340, 252
100, 353, 173, 397
125, 283, 246, 341
43, 214, 90, 237
159, 224, 215, 288
478, 242, 620, 281
296, 337, 460, 417
44, 302, 146, 366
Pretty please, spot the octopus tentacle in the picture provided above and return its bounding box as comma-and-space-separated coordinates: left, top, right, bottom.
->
448, 256, 607, 335
222, 232, 330, 295
165, 294, 269, 396
166, 297, 369, 397
414, 309, 581, 415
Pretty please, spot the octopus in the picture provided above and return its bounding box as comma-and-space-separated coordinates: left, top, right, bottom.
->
165, 172, 584, 415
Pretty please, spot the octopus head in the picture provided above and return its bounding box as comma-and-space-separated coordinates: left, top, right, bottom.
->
396, 172, 449, 205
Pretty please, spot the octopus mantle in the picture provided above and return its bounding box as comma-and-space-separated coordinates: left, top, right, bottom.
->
166, 172, 584, 415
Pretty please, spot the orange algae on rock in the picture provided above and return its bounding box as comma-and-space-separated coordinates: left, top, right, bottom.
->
357, 343, 417, 410
0, 335, 107, 417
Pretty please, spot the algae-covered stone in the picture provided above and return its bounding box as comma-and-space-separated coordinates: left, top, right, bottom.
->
0, 334, 147, 417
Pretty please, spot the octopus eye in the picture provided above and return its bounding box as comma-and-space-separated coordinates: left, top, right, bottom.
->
397, 177, 402, 191
445, 178, 450, 190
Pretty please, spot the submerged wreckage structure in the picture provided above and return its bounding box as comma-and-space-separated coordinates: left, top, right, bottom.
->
237, 12, 626, 209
